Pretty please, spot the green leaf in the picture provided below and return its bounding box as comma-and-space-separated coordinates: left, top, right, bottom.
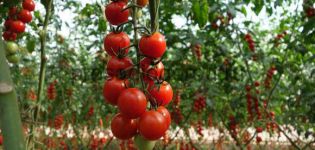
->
253, 0, 264, 15
192, 0, 209, 28
98, 18, 107, 32
241, 6, 247, 16
302, 17, 315, 34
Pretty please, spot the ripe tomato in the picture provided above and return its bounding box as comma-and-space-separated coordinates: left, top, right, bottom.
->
2, 31, 17, 41
23, 0, 36, 11
148, 81, 173, 106
157, 106, 171, 127
8, 7, 18, 17
107, 56, 133, 77
137, 0, 148, 7
139, 110, 168, 140
18, 9, 33, 23
111, 113, 137, 140
140, 58, 164, 82
139, 32, 166, 58
104, 32, 130, 56
103, 77, 129, 105
10, 20, 26, 33
4, 19, 13, 30
256, 127, 263, 133
118, 88, 147, 119
0, 135, 2, 145
105, 1, 129, 25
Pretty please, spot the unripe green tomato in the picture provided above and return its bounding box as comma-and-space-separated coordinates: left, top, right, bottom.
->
5, 41, 19, 55
6, 54, 20, 64
134, 134, 156, 150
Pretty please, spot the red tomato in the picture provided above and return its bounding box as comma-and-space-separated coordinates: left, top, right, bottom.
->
111, 113, 138, 140
137, 0, 148, 7
256, 127, 263, 133
140, 58, 164, 82
104, 32, 130, 56
105, 1, 129, 25
23, 0, 36, 11
10, 20, 26, 33
2, 31, 17, 41
18, 9, 33, 23
0, 135, 2, 145
117, 88, 147, 119
157, 106, 171, 127
139, 32, 166, 58
103, 77, 129, 105
9, 7, 18, 17
107, 56, 133, 77
4, 19, 13, 30
139, 110, 168, 140
148, 81, 173, 106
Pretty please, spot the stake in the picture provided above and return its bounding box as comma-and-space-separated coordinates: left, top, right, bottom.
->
0, 30, 26, 150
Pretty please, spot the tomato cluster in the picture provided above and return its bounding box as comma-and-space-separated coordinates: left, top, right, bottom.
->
2, 0, 35, 41
274, 31, 287, 47
192, 94, 206, 113
245, 82, 262, 121
54, 114, 64, 130
90, 136, 107, 150
103, 0, 172, 145
210, 12, 234, 30
244, 33, 255, 52
264, 66, 276, 89
87, 106, 94, 118
47, 81, 57, 100
171, 92, 183, 124
228, 115, 238, 137
191, 43, 202, 61
196, 121, 204, 137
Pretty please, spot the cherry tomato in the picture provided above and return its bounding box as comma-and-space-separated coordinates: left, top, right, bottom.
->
5, 41, 19, 54
157, 106, 171, 127
117, 88, 147, 119
8, 7, 18, 17
139, 32, 166, 58
18, 9, 33, 23
103, 77, 129, 105
4, 19, 13, 30
139, 110, 168, 140
0, 135, 2, 145
140, 58, 164, 82
10, 20, 26, 33
105, 1, 129, 25
111, 113, 138, 140
104, 32, 130, 56
23, 0, 36, 11
7, 54, 20, 64
137, 0, 148, 7
2, 31, 17, 41
148, 81, 173, 106
107, 56, 133, 77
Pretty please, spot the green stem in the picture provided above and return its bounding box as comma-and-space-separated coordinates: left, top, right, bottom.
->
0, 30, 25, 150
132, 0, 145, 91
28, 0, 53, 148
149, 0, 160, 32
